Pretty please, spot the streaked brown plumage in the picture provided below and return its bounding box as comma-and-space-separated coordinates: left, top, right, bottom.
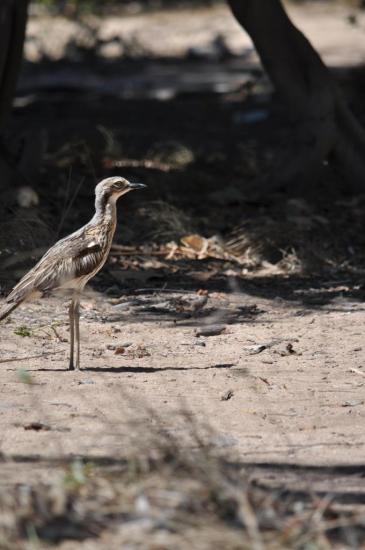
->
0, 176, 146, 370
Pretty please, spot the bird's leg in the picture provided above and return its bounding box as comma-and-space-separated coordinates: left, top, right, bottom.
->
74, 297, 81, 370
68, 299, 75, 371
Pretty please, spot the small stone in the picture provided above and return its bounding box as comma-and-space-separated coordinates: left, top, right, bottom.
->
221, 389, 234, 401
17, 186, 39, 208
286, 343, 296, 354
196, 325, 226, 337
245, 344, 266, 355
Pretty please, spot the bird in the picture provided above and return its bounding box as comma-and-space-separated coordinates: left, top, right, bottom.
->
0, 176, 146, 371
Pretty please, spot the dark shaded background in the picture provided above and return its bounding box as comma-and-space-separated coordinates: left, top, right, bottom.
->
1, 0, 365, 302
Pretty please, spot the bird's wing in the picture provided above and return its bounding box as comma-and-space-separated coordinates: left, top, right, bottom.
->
5, 230, 106, 305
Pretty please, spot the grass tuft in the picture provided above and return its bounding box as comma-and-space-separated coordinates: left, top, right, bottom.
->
14, 325, 32, 337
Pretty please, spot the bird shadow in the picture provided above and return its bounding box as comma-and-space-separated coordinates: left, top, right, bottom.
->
83, 363, 237, 374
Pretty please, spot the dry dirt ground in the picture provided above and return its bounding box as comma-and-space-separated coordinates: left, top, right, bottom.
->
1, 282, 365, 466
1, 1, 365, 547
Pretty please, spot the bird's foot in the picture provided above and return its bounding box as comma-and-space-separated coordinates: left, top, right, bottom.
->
68, 362, 75, 371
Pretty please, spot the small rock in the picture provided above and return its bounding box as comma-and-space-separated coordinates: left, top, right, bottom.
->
286, 343, 296, 354
221, 389, 234, 401
17, 186, 39, 208
245, 344, 266, 355
196, 325, 226, 337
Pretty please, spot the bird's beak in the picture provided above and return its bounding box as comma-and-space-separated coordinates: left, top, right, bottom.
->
127, 182, 146, 190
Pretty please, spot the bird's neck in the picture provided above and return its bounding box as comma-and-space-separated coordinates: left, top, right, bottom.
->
93, 192, 117, 225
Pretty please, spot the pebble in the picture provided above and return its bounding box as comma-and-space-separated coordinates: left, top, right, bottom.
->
196, 325, 226, 337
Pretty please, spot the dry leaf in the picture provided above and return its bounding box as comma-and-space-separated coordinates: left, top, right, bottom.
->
181, 234, 207, 253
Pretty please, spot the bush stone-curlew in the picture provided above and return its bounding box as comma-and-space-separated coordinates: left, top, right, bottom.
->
0, 176, 146, 370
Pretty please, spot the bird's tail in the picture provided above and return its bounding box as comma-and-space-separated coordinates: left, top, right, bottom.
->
0, 300, 22, 321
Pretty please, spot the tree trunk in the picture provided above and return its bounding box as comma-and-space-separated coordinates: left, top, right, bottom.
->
0, 0, 29, 187
0, 0, 28, 126
227, 0, 365, 192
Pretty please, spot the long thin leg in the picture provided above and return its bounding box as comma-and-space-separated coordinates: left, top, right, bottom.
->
68, 299, 75, 371
74, 298, 81, 370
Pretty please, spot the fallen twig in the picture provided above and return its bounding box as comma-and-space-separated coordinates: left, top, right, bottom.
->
349, 367, 365, 377
244, 338, 299, 355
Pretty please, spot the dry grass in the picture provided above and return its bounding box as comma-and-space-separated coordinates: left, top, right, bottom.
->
0, 210, 50, 255
136, 200, 196, 242
226, 194, 365, 276
1, 428, 365, 549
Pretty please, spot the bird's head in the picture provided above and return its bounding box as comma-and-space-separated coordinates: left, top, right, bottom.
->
95, 176, 146, 202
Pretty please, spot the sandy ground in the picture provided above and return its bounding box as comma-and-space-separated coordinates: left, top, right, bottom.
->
1, 281, 365, 474
25, 2, 365, 67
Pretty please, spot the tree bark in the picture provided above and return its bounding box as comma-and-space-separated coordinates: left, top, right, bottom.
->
0, 0, 29, 126
227, 0, 365, 191
0, 0, 29, 187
